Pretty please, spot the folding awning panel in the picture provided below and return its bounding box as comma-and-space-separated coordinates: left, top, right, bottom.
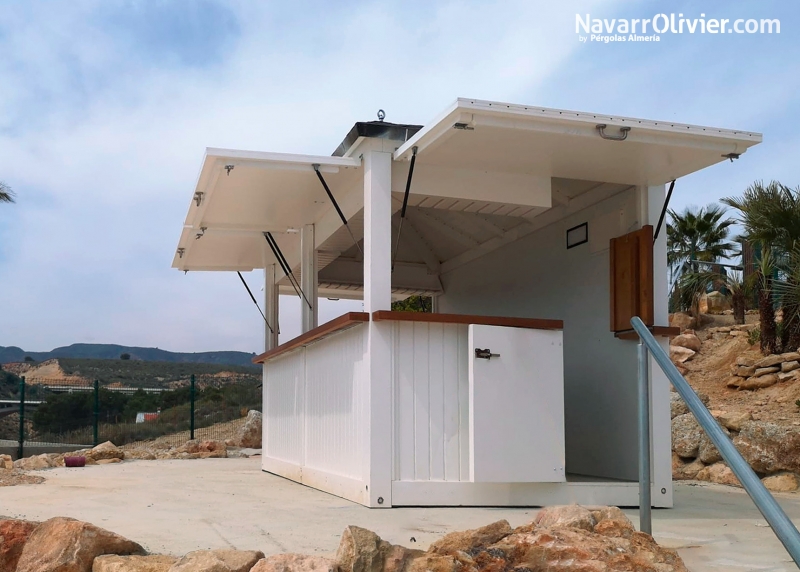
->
394, 99, 762, 187
173, 149, 362, 271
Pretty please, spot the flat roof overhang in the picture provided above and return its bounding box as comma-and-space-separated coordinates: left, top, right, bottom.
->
172, 149, 362, 272
172, 98, 762, 280
394, 98, 761, 186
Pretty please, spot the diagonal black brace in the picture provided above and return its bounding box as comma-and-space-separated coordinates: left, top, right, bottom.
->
237, 271, 273, 333
313, 164, 363, 256
264, 232, 313, 309
392, 146, 418, 271
653, 179, 676, 242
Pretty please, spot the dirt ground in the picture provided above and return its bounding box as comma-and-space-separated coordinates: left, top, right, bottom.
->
681, 312, 800, 425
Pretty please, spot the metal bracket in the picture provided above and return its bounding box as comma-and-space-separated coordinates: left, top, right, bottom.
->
193, 192, 204, 207
596, 124, 631, 141
474, 348, 500, 360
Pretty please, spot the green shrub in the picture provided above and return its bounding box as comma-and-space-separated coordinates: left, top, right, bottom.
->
748, 328, 761, 346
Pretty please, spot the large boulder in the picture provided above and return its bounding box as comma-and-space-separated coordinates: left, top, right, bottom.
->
733, 421, 800, 474
236, 410, 263, 448
715, 410, 752, 432
14, 454, 54, 470
428, 520, 511, 555
672, 414, 702, 458
0, 518, 39, 572
532, 505, 596, 531
698, 425, 730, 464
754, 355, 784, 369
670, 346, 696, 364
250, 554, 336, 572
0, 453, 13, 470
89, 442, 125, 462
16, 517, 145, 572
669, 312, 696, 332
168, 549, 264, 572
762, 473, 800, 493
671, 333, 701, 352
673, 457, 705, 480
487, 508, 687, 571
335, 526, 390, 572
93, 554, 177, 571
696, 462, 740, 486
737, 374, 779, 390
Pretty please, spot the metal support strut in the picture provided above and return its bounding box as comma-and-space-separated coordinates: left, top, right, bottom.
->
653, 179, 675, 242
391, 146, 418, 271
313, 164, 363, 256
237, 271, 274, 333
264, 232, 312, 309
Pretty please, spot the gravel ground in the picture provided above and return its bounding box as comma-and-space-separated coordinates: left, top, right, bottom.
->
0, 469, 45, 487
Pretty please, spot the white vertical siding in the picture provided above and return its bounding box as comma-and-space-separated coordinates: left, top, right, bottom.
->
304, 326, 367, 479
263, 324, 367, 480
392, 322, 470, 482
264, 350, 305, 465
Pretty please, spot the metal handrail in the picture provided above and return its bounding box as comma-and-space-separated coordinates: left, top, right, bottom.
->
632, 316, 800, 564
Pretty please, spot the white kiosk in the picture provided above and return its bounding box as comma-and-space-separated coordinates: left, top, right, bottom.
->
172, 98, 761, 507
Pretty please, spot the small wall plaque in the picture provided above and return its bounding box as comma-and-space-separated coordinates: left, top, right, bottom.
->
566, 222, 588, 249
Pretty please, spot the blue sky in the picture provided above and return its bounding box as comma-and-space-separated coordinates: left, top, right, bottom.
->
0, 0, 798, 353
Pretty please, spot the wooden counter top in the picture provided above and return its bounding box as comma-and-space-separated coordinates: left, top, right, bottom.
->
371, 311, 563, 330
253, 312, 369, 364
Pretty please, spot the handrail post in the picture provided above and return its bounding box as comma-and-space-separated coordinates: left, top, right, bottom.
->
631, 316, 800, 564
637, 341, 652, 534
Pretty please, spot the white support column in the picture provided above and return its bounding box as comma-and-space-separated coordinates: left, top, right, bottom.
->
646, 184, 674, 508
363, 149, 393, 507
264, 263, 279, 351
300, 224, 318, 333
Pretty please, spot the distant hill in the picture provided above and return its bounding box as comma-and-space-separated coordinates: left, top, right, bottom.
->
0, 343, 258, 368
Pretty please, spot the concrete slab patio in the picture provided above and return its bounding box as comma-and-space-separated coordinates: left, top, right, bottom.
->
1, 457, 797, 571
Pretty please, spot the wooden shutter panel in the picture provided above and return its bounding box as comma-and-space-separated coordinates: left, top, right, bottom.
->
610, 225, 654, 332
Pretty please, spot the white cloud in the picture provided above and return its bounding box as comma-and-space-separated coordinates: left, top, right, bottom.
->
0, 0, 615, 352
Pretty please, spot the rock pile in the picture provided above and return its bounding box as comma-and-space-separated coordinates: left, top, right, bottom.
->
671, 394, 800, 492
226, 410, 262, 448
727, 352, 800, 390
8, 439, 235, 472
0, 506, 687, 572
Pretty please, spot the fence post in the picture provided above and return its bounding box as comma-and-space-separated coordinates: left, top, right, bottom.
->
190, 374, 195, 440
17, 376, 25, 459
93, 380, 100, 447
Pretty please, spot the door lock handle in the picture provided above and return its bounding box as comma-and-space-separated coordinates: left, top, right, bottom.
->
475, 348, 500, 360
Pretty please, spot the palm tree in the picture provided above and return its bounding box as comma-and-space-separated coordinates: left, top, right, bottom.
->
722, 181, 800, 253
667, 205, 737, 272
0, 182, 14, 203
680, 269, 748, 324
723, 182, 800, 353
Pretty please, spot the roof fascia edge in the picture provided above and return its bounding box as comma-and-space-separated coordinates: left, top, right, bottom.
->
394, 99, 466, 161
205, 148, 361, 168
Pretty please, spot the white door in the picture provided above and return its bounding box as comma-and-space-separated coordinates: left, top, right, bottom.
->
468, 324, 566, 483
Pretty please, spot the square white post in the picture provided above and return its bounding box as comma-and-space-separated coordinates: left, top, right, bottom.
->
647, 183, 674, 508
301, 224, 318, 333
264, 263, 279, 351
363, 149, 393, 507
